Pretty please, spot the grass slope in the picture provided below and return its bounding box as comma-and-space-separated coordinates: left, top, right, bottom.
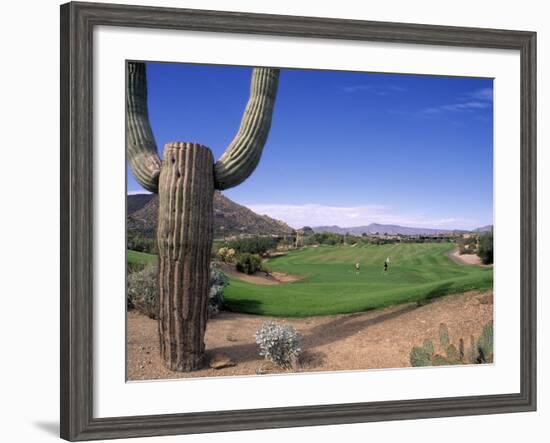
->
127, 249, 157, 266
224, 242, 492, 317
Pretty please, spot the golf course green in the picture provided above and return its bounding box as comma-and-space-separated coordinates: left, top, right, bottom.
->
127, 242, 493, 318
223, 242, 493, 317
127, 249, 157, 266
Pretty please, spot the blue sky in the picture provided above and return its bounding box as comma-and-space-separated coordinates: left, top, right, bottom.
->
128, 62, 493, 230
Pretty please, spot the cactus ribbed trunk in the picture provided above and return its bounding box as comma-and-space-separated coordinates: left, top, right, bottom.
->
127, 62, 279, 372
156, 142, 214, 372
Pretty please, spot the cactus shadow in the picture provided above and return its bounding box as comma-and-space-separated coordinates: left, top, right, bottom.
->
210, 303, 418, 365
302, 303, 418, 350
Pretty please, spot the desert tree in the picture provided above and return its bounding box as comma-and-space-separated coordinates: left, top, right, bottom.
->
127, 62, 280, 371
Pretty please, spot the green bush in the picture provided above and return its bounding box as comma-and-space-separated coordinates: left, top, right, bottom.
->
304, 232, 344, 246
478, 231, 493, 265
226, 236, 278, 255
235, 253, 263, 275
127, 232, 157, 254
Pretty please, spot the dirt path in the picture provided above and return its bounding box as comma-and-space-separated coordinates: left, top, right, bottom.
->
127, 290, 493, 381
447, 248, 492, 267
218, 262, 301, 285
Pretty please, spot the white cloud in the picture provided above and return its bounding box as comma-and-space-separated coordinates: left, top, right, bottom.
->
466, 87, 493, 101
423, 101, 491, 114
127, 190, 152, 195
422, 87, 493, 115
243, 203, 473, 230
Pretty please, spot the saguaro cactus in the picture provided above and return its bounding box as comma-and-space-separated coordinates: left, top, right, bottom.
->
127, 62, 280, 371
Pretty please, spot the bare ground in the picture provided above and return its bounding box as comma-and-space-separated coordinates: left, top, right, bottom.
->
447, 248, 493, 267
218, 262, 301, 285
127, 290, 493, 381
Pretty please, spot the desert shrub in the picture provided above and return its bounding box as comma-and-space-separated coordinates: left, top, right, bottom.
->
218, 247, 228, 261
459, 245, 476, 255
235, 253, 263, 275
255, 321, 302, 369
457, 236, 478, 255
217, 247, 236, 263
127, 261, 146, 274
127, 262, 229, 318
305, 232, 344, 246
344, 234, 360, 245
127, 232, 157, 254
127, 263, 158, 318
478, 231, 493, 265
209, 265, 229, 317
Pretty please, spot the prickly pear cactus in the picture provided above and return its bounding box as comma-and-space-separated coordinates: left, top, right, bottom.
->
410, 321, 493, 367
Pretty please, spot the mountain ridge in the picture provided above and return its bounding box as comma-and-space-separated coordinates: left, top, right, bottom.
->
127, 192, 294, 238
312, 223, 477, 236
128, 193, 491, 238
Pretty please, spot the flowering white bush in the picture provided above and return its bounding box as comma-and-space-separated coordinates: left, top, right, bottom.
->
208, 265, 228, 317
254, 321, 302, 369
127, 263, 158, 318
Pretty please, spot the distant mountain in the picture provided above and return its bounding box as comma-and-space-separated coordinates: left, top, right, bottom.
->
127, 193, 153, 215
312, 223, 464, 236
473, 225, 493, 233
127, 192, 294, 238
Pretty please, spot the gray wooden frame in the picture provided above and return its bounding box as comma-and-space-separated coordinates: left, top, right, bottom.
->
60, 1, 537, 441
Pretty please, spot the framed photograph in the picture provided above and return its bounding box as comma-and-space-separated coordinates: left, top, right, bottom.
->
60, 1, 536, 440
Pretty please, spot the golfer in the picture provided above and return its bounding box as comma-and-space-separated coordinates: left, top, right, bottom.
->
355, 262, 360, 274
383, 257, 390, 273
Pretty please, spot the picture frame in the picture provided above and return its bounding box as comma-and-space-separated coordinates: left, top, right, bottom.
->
60, 1, 536, 441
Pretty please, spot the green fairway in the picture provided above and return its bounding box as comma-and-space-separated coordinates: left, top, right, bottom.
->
127, 249, 157, 267
224, 242, 493, 317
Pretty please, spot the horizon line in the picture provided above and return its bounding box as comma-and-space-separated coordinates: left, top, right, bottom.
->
127, 192, 492, 232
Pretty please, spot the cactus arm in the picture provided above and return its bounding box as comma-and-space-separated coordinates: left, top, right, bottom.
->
213, 68, 280, 190
127, 62, 162, 193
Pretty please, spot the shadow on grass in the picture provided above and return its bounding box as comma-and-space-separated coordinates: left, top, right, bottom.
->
416, 282, 455, 306
223, 299, 264, 316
